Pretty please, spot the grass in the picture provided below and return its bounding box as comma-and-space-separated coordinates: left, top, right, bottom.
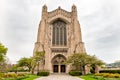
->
80, 74, 120, 80
80, 75, 98, 80
21, 74, 40, 80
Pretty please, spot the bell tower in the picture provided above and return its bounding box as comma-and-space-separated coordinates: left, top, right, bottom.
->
33, 5, 86, 73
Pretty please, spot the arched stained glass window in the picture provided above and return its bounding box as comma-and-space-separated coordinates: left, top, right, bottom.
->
52, 20, 67, 46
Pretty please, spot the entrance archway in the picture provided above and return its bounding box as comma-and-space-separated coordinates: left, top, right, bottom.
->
52, 54, 66, 73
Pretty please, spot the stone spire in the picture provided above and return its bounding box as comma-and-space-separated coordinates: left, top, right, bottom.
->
72, 4, 77, 19
72, 4, 77, 12
42, 4, 47, 12
42, 4, 47, 19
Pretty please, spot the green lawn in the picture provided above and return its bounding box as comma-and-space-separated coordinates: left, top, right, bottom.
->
22, 74, 40, 80
80, 75, 98, 80
80, 75, 120, 80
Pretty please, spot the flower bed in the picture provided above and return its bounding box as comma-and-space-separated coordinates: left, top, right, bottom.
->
0, 73, 26, 79
95, 73, 120, 78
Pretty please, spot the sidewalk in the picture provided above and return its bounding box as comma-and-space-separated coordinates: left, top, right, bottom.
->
34, 74, 84, 80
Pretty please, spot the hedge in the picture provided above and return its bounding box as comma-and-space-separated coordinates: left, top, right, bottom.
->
99, 70, 120, 74
69, 71, 82, 76
95, 73, 120, 78
37, 71, 50, 76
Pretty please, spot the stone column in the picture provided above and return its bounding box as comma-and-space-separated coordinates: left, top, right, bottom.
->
58, 65, 61, 73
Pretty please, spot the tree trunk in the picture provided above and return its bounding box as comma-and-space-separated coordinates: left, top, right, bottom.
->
31, 65, 35, 74
80, 66, 83, 72
37, 62, 40, 73
31, 68, 34, 74
28, 67, 31, 72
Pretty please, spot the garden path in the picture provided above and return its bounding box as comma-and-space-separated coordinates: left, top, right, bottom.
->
34, 74, 84, 80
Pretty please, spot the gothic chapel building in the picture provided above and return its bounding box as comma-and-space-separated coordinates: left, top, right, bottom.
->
33, 5, 86, 73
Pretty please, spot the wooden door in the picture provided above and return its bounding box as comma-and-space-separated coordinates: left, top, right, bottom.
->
61, 65, 66, 73
53, 65, 58, 72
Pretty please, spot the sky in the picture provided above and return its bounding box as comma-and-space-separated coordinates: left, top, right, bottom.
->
0, 0, 120, 64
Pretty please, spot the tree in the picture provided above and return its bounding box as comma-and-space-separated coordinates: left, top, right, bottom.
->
1, 57, 12, 72
9, 64, 18, 73
88, 55, 105, 73
66, 53, 104, 75
31, 51, 45, 74
34, 51, 45, 65
17, 57, 32, 71
0, 43, 7, 63
0, 43, 8, 72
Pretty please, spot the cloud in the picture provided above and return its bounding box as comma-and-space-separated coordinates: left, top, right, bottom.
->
80, 0, 120, 63
0, 0, 120, 64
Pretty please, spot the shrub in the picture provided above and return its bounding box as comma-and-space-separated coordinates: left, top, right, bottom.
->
69, 71, 82, 76
0, 76, 2, 80
1, 73, 25, 79
4, 73, 17, 78
102, 73, 110, 77
95, 73, 120, 78
37, 71, 50, 76
17, 73, 25, 76
0, 73, 4, 77
99, 70, 120, 74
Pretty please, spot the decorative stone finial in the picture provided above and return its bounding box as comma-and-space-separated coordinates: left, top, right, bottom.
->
72, 4, 77, 12
42, 4, 47, 19
58, 6, 61, 9
42, 4, 47, 12
72, 4, 77, 18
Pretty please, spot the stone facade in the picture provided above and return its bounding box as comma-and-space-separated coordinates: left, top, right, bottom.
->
33, 5, 86, 73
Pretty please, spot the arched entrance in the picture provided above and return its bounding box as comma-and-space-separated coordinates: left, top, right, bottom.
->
52, 54, 66, 73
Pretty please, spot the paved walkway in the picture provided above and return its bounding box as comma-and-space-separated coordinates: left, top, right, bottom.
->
34, 74, 84, 80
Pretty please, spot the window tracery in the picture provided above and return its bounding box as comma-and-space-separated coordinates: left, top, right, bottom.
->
52, 20, 67, 46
